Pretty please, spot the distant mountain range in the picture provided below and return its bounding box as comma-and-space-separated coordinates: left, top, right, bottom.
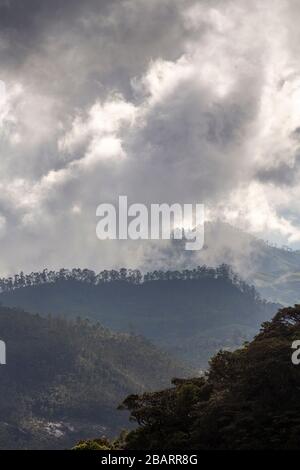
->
203, 222, 300, 306
142, 221, 300, 306
0, 267, 278, 367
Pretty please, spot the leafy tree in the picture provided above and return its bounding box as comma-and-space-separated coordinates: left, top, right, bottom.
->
114, 305, 300, 450
73, 438, 113, 450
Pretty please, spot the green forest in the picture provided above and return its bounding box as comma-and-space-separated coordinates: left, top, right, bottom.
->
0, 305, 188, 449
0, 266, 297, 450
76, 305, 300, 450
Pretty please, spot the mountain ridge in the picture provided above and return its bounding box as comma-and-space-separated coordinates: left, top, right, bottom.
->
0, 266, 278, 367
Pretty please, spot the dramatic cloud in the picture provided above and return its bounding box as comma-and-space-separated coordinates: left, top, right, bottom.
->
0, 0, 300, 275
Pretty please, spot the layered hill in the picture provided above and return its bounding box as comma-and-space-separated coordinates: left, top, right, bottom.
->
0, 306, 188, 449
0, 267, 278, 367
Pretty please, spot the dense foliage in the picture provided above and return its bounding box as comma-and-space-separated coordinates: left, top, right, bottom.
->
110, 306, 300, 450
0, 265, 261, 302
0, 306, 188, 449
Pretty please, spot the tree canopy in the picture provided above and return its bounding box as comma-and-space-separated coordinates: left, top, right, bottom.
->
111, 305, 300, 450
0, 264, 261, 304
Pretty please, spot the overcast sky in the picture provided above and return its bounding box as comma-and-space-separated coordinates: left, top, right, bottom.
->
1, 0, 300, 275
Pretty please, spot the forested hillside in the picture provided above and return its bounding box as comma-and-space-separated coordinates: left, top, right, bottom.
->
0, 266, 278, 366
0, 306, 188, 449
83, 305, 300, 451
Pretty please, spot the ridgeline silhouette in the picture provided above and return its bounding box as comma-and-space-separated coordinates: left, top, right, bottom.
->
0, 265, 278, 367
0, 264, 262, 301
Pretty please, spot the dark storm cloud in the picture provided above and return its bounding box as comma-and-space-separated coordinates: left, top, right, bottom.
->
0, 0, 118, 78
0, 0, 189, 78
256, 157, 300, 186
0, 0, 113, 35
256, 127, 300, 186
0, 0, 300, 275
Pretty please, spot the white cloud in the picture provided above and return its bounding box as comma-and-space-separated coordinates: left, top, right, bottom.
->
217, 182, 300, 243
1, 0, 300, 274
59, 94, 136, 156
